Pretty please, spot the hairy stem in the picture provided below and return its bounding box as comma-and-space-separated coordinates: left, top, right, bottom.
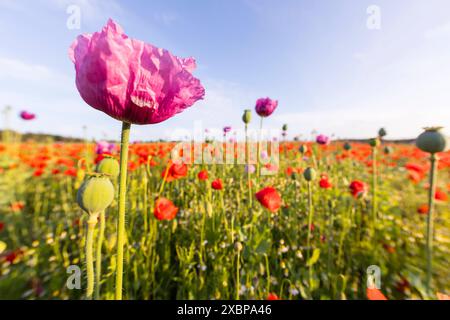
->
95, 210, 105, 299
115, 121, 131, 300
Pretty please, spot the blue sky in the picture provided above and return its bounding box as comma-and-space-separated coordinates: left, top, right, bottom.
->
0, 0, 449, 141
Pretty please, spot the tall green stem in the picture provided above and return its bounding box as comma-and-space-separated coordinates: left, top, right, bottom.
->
371, 146, 378, 224
115, 121, 131, 300
235, 250, 240, 300
306, 181, 314, 288
426, 154, 438, 294
95, 210, 105, 299
245, 124, 252, 207
257, 117, 263, 177
86, 213, 98, 300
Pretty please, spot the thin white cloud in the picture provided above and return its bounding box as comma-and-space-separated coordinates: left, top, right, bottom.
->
424, 21, 450, 39
1, 57, 53, 81
153, 12, 178, 26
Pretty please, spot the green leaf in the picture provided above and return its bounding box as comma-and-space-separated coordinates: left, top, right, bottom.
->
255, 239, 271, 255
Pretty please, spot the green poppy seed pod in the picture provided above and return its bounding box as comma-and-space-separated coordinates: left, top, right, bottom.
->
303, 167, 316, 182
242, 109, 252, 124
299, 144, 308, 154
234, 242, 243, 252
96, 157, 120, 178
384, 146, 393, 155
343, 142, 352, 151
378, 127, 387, 138
77, 175, 114, 214
282, 124, 288, 131
369, 137, 381, 148
416, 127, 448, 154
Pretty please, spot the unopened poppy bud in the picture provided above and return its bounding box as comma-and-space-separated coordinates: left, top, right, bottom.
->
343, 142, 352, 151
299, 144, 308, 154
303, 167, 316, 181
369, 138, 381, 148
416, 127, 447, 154
77, 174, 114, 214
242, 109, 252, 124
96, 157, 120, 178
384, 146, 393, 155
282, 124, 288, 131
234, 242, 243, 252
378, 128, 387, 138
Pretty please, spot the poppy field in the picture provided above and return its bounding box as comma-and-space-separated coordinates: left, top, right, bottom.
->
0, 135, 449, 300
0, 19, 449, 301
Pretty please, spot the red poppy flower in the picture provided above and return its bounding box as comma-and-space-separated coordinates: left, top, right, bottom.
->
349, 180, 367, 198
366, 288, 388, 300
319, 177, 333, 189
211, 179, 223, 190
405, 163, 425, 173
154, 198, 179, 221
3, 249, 23, 264
94, 153, 112, 164
267, 293, 280, 300
33, 169, 44, 177
162, 163, 188, 182
435, 189, 448, 202
382, 243, 395, 254
198, 170, 208, 181
408, 171, 423, 184
64, 167, 77, 177
255, 187, 281, 213
10, 202, 25, 212
286, 167, 295, 176
417, 204, 429, 215
0, 221, 4, 232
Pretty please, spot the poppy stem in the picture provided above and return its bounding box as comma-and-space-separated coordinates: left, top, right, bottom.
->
115, 121, 131, 300
257, 117, 263, 177
306, 181, 314, 289
235, 250, 240, 300
245, 124, 252, 207
86, 213, 98, 300
426, 153, 438, 294
158, 161, 171, 196
371, 146, 378, 225
95, 210, 105, 300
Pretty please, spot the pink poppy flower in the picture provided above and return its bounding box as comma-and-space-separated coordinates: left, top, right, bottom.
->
69, 19, 205, 125
20, 111, 36, 121
316, 134, 330, 145
255, 97, 278, 117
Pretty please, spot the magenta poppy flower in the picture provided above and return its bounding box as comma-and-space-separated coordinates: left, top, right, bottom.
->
69, 19, 205, 125
316, 134, 330, 145
245, 164, 256, 174
223, 126, 232, 134
255, 97, 278, 117
20, 111, 36, 121
95, 141, 116, 155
